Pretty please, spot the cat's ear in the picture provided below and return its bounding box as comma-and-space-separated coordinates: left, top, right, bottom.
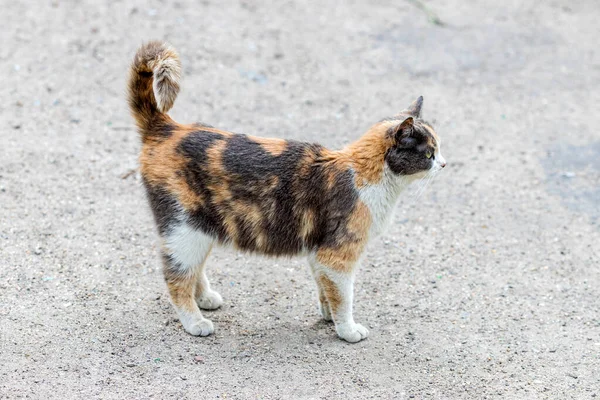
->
399, 96, 423, 118
394, 116, 414, 139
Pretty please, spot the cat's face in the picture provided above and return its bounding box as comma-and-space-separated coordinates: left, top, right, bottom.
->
384, 97, 446, 177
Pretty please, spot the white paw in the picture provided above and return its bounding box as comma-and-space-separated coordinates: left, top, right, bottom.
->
197, 290, 223, 310
336, 322, 369, 343
319, 301, 333, 322
183, 317, 214, 337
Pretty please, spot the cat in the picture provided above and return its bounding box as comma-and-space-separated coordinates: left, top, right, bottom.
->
128, 41, 446, 343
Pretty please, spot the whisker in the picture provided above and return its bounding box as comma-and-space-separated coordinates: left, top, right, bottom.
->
412, 172, 432, 200
411, 173, 429, 199
416, 175, 433, 199
414, 169, 438, 200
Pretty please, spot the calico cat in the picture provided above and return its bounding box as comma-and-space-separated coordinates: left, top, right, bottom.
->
128, 41, 446, 343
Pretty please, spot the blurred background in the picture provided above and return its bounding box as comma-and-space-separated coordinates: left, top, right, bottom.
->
1, 1, 599, 398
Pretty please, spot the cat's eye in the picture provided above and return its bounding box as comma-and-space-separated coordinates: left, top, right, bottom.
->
425, 152, 432, 159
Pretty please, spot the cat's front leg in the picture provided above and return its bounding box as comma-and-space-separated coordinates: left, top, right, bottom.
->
309, 262, 333, 321
317, 290, 333, 322
308, 254, 369, 343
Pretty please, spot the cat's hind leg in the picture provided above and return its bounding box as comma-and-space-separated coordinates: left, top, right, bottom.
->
163, 223, 215, 336
194, 244, 223, 310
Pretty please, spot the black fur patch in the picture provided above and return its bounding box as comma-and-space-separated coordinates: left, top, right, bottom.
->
385, 122, 435, 175
178, 130, 224, 158
178, 130, 230, 239
161, 252, 185, 276
155, 120, 176, 139
172, 130, 359, 255
142, 177, 180, 236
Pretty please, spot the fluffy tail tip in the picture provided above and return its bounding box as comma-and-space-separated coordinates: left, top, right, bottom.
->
132, 41, 182, 113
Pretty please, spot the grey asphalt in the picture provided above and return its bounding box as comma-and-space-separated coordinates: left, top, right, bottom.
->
1, 1, 598, 399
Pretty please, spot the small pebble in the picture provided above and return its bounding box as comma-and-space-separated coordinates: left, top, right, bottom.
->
561, 171, 575, 178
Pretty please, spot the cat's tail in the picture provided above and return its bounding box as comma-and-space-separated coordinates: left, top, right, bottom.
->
128, 41, 181, 139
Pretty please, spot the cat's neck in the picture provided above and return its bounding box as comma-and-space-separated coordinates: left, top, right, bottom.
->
357, 166, 411, 237
340, 128, 393, 187
325, 126, 412, 236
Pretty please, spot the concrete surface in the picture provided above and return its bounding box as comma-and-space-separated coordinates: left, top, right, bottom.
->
1, 0, 599, 398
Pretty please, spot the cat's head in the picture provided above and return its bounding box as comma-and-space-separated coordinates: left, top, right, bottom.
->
384, 97, 446, 178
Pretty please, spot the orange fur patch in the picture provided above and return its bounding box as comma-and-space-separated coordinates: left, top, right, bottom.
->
164, 261, 200, 313
263, 176, 279, 195
318, 275, 341, 314
422, 124, 440, 147
316, 201, 371, 272
346, 200, 371, 235
318, 290, 328, 308
341, 122, 396, 187
325, 168, 339, 190
139, 122, 208, 210
299, 209, 316, 241
250, 136, 288, 156
237, 202, 266, 248
194, 244, 214, 297
206, 138, 228, 175
222, 214, 239, 241
205, 139, 235, 238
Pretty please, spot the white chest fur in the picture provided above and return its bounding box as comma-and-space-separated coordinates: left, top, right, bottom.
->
358, 167, 412, 239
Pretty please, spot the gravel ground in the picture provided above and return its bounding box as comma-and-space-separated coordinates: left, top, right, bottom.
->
1, 1, 599, 399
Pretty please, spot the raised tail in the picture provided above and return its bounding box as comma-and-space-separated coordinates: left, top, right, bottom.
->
128, 41, 181, 140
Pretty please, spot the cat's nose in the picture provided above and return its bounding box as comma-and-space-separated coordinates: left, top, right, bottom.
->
438, 155, 446, 168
